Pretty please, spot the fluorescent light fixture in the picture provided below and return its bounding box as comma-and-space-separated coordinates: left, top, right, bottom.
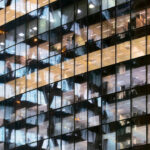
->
18, 33, 24, 37
50, 18, 55, 22
0, 42, 4, 45
32, 27, 37, 30
89, 3, 95, 9
77, 9, 82, 14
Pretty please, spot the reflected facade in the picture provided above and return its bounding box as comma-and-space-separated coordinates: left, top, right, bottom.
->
0, 0, 150, 149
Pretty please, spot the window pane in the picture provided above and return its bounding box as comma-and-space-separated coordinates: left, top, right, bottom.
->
102, 94, 116, 123
62, 78, 74, 106
38, 6, 49, 34
102, 124, 116, 150
62, 0, 74, 25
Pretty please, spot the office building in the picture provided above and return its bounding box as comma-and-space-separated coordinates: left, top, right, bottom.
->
0, 0, 150, 149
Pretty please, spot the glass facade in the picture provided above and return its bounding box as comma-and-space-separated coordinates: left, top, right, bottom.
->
0, 0, 150, 149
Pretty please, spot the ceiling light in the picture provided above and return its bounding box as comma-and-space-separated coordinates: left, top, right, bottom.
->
0, 42, 4, 46
16, 100, 21, 104
34, 38, 38, 42
89, 3, 95, 9
50, 18, 55, 22
77, 9, 82, 14
18, 33, 24, 37
32, 27, 37, 31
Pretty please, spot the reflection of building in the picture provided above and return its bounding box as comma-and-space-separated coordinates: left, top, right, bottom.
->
0, 0, 150, 150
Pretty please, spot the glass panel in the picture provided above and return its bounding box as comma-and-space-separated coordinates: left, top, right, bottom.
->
0, 102, 4, 126
88, 70, 101, 99
75, 19, 87, 47
0, 76, 4, 101
131, 60, 146, 88
75, 130, 87, 150
132, 96, 146, 117
6, 0, 15, 23
16, 43, 26, 70
62, 106, 74, 134
26, 11, 38, 39
75, 0, 87, 20
102, 94, 116, 123
0, 8, 5, 26
131, 36, 146, 59
49, 137, 61, 150
102, 9, 115, 39
38, 32, 49, 60
50, 2, 61, 29
148, 94, 150, 114
50, 109, 61, 136
49, 81, 61, 109
88, 98, 101, 127
117, 40, 130, 63
62, 23, 74, 51
117, 120, 131, 149
27, 0, 37, 13
62, 78, 74, 107
88, 0, 101, 15
38, 0, 49, 8
117, 91, 130, 120
26, 90, 37, 118
116, 3, 130, 34
16, 95, 26, 121
38, 113, 49, 140
147, 8, 150, 25
62, 0, 74, 25
38, 86, 49, 114
116, 63, 130, 92
16, 121, 26, 147
88, 15, 101, 41
5, 124, 15, 149
26, 116, 37, 143
148, 124, 150, 144
75, 102, 87, 130
62, 50, 74, 79
16, 0, 26, 18
75, 74, 87, 102
102, 45, 115, 67
16, 68, 26, 95
38, 58, 49, 87
50, 28, 61, 56
148, 65, 150, 84
5, 98, 15, 123
131, 9, 146, 29
0, 29, 5, 51
38, 6, 49, 34
5, 28, 15, 48
117, 0, 130, 5
75, 46, 87, 75
50, 54, 61, 83
132, 124, 146, 146
88, 49, 101, 72
88, 126, 101, 150
62, 133, 74, 150
102, 124, 116, 150
102, 67, 115, 95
